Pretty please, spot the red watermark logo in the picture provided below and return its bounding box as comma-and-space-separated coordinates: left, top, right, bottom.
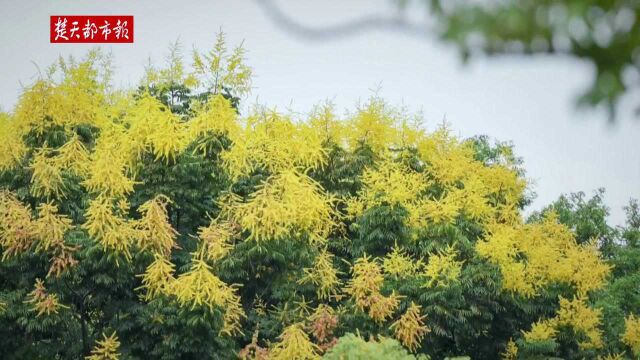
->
50, 16, 134, 43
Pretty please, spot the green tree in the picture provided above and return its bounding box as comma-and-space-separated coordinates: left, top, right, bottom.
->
0, 36, 636, 360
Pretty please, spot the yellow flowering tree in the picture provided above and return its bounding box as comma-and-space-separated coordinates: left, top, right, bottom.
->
0, 34, 632, 360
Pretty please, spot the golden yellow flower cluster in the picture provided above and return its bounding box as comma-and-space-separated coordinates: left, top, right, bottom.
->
556, 296, 604, 349
179, 259, 242, 332
139, 254, 245, 336
477, 212, 611, 297
221, 170, 336, 244
522, 319, 558, 342
422, 245, 464, 288
222, 111, 326, 179
86, 332, 121, 360
268, 323, 320, 360
195, 219, 237, 261
300, 250, 342, 300
188, 94, 240, 153
126, 94, 186, 162
623, 314, 640, 356
501, 339, 518, 360
383, 245, 422, 279
134, 195, 179, 256
0, 191, 36, 260
345, 125, 525, 237
0, 112, 27, 171
137, 254, 176, 301
522, 296, 604, 350
83, 195, 136, 261
26, 278, 68, 316
344, 255, 402, 323
30, 146, 66, 198
390, 302, 430, 351
83, 123, 137, 198
0, 193, 77, 276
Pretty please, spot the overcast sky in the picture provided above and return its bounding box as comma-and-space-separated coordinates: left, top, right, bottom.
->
0, 0, 638, 226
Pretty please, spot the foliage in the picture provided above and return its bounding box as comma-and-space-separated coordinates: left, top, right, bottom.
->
86, 332, 121, 360
0, 33, 637, 360
323, 333, 425, 360
268, 323, 320, 360
622, 314, 640, 356
390, 302, 430, 351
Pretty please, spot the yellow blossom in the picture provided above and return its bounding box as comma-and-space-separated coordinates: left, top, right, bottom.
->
367, 291, 402, 323
0, 191, 35, 259
33, 202, 72, 253
346, 97, 399, 154
25, 278, 68, 316
419, 196, 460, 225
172, 256, 245, 334
137, 254, 176, 301
269, 323, 320, 360
0, 112, 27, 171
390, 302, 430, 351
308, 102, 344, 144
522, 319, 558, 342
222, 110, 326, 179
556, 296, 603, 349
187, 94, 239, 153
223, 170, 335, 244
622, 314, 640, 355
191, 31, 252, 97
83, 124, 137, 197
383, 245, 421, 278
56, 134, 91, 177
423, 245, 463, 288
563, 239, 612, 296
83, 195, 135, 260
30, 146, 66, 198
86, 332, 121, 360
418, 127, 475, 186
299, 250, 341, 300
125, 93, 186, 162
477, 213, 611, 297
134, 195, 179, 256
358, 159, 428, 209
522, 296, 604, 350
344, 255, 384, 311
13, 52, 109, 136
195, 219, 236, 261
501, 339, 518, 360
221, 294, 245, 336
47, 245, 78, 278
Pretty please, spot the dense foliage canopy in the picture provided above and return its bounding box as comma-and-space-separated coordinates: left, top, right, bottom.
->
0, 34, 638, 359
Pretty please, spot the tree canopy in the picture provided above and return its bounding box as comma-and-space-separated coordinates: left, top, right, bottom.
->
0, 33, 638, 359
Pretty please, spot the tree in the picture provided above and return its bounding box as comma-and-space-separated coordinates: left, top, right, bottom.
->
0, 34, 634, 359
528, 188, 615, 252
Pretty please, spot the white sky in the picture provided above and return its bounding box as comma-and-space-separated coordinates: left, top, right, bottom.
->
0, 0, 638, 226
